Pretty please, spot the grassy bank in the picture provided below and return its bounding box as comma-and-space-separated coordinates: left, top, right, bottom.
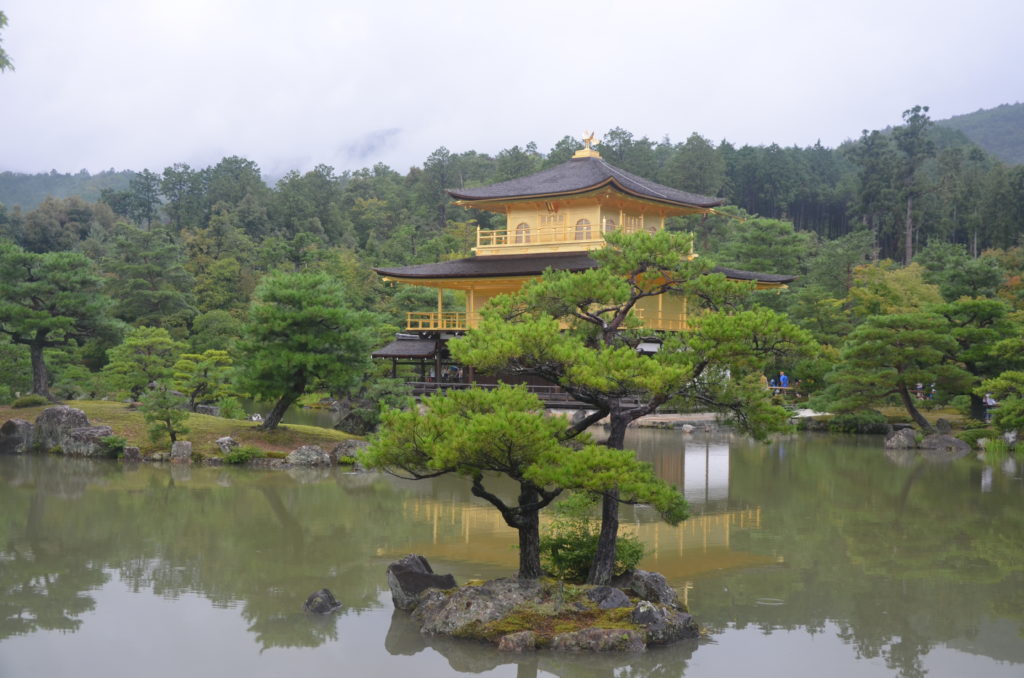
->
0, 400, 357, 456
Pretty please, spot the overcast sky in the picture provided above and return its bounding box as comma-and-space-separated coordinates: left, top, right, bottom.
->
1, 0, 1021, 178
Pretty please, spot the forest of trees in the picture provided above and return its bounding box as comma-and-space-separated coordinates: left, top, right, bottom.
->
1, 106, 1023, 436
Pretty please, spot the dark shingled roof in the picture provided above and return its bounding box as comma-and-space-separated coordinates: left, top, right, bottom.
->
375, 253, 796, 285
371, 337, 438, 359
374, 252, 597, 279
447, 156, 724, 209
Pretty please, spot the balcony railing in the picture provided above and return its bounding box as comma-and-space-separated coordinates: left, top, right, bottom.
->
406, 309, 687, 333
632, 310, 689, 332
406, 311, 480, 331
476, 224, 605, 249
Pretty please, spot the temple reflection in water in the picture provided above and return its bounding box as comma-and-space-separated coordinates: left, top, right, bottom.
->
388, 435, 779, 596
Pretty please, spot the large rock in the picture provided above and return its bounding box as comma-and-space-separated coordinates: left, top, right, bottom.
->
412, 578, 539, 635
630, 600, 699, 645
585, 586, 632, 610
303, 588, 342, 614
919, 434, 971, 461
387, 555, 458, 612
33, 406, 90, 452
215, 436, 238, 455
611, 570, 682, 609
884, 428, 918, 449
195, 404, 220, 417
122, 446, 142, 462
286, 444, 332, 466
62, 426, 114, 457
330, 439, 368, 469
170, 440, 193, 463
550, 628, 645, 652
497, 631, 536, 652
0, 419, 34, 455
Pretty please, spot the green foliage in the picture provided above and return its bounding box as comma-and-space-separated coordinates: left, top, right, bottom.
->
539, 493, 644, 582
139, 384, 190, 444
215, 396, 245, 420
103, 326, 186, 400
12, 394, 49, 408
235, 271, 379, 429
977, 370, 1024, 434
818, 312, 974, 430
103, 224, 196, 332
172, 349, 233, 411
223, 445, 264, 464
0, 240, 118, 397
826, 410, 889, 434
99, 435, 127, 459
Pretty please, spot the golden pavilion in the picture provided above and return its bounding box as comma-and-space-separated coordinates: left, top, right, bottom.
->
372, 137, 793, 396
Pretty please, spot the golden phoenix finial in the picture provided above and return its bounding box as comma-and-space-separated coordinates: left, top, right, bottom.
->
582, 131, 599, 150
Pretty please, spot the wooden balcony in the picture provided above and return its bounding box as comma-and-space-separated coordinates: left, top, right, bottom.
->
406, 309, 687, 333
475, 224, 605, 254
405, 311, 480, 332
632, 310, 689, 332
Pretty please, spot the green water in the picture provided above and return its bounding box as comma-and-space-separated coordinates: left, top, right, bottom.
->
0, 431, 1021, 678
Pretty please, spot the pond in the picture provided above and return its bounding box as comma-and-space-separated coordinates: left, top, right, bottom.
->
1, 430, 1021, 678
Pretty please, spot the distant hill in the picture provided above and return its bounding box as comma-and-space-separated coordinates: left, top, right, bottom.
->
936, 102, 1024, 165
0, 169, 135, 211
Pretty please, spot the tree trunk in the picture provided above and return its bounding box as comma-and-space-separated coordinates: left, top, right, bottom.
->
904, 194, 914, 265
968, 392, 987, 422
29, 343, 55, 401
261, 392, 299, 430
898, 384, 935, 434
587, 487, 620, 585
587, 412, 629, 585
517, 519, 542, 579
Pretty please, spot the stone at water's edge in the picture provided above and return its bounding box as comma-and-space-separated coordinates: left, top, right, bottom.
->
62, 426, 114, 457
919, 434, 971, 460
498, 631, 537, 652
123, 446, 142, 461
611, 569, 683, 610
33, 406, 90, 451
170, 441, 192, 463
885, 428, 918, 449
413, 578, 542, 636
286, 444, 332, 466
387, 554, 458, 612
0, 419, 34, 455
631, 600, 699, 645
585, 586, 632, 610
303, 588, 342, 614
550, 628, 645, 652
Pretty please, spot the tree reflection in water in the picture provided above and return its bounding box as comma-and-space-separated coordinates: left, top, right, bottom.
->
0, 433, 1022, 677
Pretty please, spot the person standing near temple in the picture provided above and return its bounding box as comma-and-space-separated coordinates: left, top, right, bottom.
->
779, 371, 789, 390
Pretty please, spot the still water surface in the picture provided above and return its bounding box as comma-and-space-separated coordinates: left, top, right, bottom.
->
1, 431, 1021, 678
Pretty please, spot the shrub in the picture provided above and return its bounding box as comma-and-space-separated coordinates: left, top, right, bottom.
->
540, 493, 644, 583
957, 428, 993, 448
949, 395, 971, 417
140, 384, 190, 444
223, 445, 264, 464
827, 410, 889, 434
215, 396, 245, 420
12, 394, 50, 408
99, 435, 128, 459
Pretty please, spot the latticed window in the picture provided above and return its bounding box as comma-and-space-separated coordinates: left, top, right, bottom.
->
514, 222, 530, 243
575, 218, 592, 240
603, 217, 617, 233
